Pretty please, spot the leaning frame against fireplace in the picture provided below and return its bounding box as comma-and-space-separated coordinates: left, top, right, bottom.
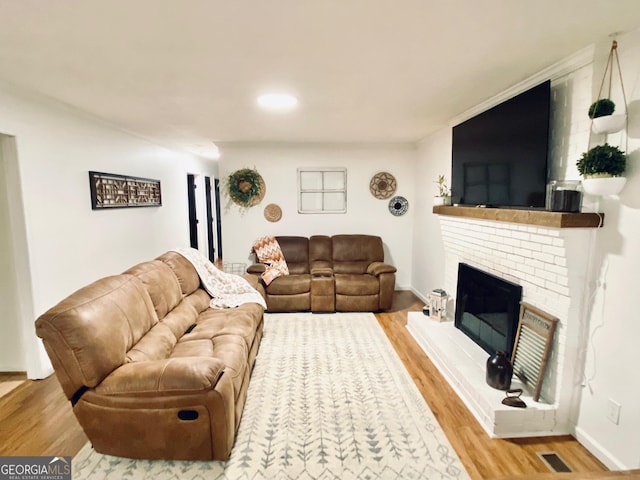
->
454, 263, 523, 357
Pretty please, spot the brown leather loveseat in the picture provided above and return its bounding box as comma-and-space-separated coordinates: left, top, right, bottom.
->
35, 251, 265, 461
247, 234, 396, 312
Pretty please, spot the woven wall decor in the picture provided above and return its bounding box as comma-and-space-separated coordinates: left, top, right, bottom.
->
369, 172, 397, 199
264, 203, 282, 222
388, 196, 409, 216
225, 168, 266, 211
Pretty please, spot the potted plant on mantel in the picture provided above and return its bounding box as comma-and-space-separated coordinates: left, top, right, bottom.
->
434, 174, 452, 206
588, 98, 626, 135
576, 143, 626, 196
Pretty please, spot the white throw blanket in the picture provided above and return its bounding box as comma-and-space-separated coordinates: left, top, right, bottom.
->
172, 247, 266, 309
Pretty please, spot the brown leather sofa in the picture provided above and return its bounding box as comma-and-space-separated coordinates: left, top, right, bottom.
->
247, 234, 397, 312
35, 251, 264, 461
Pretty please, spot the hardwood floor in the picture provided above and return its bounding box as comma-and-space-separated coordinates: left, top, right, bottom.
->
0, 291, 634, 479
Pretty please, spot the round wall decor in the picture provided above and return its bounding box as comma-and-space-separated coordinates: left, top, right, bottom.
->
388, 195, 409, 216
264, 203, 282, 222
226, 168, 266, 210
369, 172, 397, 199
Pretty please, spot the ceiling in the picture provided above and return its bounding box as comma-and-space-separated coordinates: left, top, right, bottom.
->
1, 1, 640, 158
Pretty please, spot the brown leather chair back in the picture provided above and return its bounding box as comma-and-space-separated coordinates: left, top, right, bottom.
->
332, 235, 384, 274
276, 236, 310, 274
35, 275, 158, 399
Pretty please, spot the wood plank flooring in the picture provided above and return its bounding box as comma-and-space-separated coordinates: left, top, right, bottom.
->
0, 291, 634, 478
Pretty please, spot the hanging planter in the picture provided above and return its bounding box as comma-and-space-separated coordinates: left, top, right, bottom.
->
577, 143, 626, 196
224, 168, 266, 211
591, 114, 627, 134
588, 40, 628, 135
582, 176, 627, 196
577, 40, 629, 197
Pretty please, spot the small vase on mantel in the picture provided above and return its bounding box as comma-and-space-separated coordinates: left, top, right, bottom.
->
486, 351, 513, 391
433, 196, 452, 207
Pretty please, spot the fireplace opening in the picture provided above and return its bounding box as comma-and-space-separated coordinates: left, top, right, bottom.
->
454, 263, 523, 357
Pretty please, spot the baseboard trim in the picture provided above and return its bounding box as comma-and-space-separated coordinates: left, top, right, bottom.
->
574, 426, 628, 471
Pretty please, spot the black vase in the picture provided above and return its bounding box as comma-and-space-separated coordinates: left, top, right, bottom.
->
486, 351, 513, 390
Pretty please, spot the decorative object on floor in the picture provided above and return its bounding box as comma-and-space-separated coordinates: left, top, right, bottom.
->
428, 288, 448, 321
577, 143, 627, 196
263, 203, 282, 222
433, 174, 452, 206
502, 388, 527, 408
369, 171, 397, 199
388, 195, 408, 216
486, 350, 513, 391
73, 312, 469, 480
547, 180, 582, 212
511, 303, 558, 402
89, 171, 161, 209
224, 167, 265, 211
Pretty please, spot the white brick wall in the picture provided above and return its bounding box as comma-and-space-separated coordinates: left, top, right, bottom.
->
440, 215, 595, 419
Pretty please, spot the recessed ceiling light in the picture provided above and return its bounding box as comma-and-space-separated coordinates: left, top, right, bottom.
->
257, 93, 298, 110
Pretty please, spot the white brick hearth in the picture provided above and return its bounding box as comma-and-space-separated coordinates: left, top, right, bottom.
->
408, 214, 600, 438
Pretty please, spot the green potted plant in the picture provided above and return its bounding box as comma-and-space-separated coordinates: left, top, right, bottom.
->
588, 98, 626, 134
433, 174, 452, 206
576, 143, 627, 196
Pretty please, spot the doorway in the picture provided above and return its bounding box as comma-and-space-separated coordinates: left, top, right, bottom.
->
187, 173, 220, 261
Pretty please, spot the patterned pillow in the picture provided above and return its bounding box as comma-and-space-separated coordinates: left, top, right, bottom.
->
252, 236, 289, 285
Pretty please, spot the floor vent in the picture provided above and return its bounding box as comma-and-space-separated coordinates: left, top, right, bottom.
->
537, 451, 573, 473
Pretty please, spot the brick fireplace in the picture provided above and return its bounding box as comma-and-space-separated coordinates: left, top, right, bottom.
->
408, 209, 601, 437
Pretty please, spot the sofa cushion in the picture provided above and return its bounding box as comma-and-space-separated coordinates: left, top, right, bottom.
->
334, 274, 380, 295
124, 261, 183, 320
35, 275, 158, 399
171, 335, 248, 400
276, 236, 310, 274
265, 274, 311, 295
332, 235, 384, 274
156, 251, 202, 296
185, 304, 263, 349
95, 357, 225, 396
126, 323, 176, 363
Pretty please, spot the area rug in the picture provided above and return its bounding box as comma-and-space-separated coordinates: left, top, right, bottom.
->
73, 312, 469, 479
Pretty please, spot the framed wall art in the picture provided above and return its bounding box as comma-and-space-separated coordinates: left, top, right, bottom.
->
89, 171, 162, 210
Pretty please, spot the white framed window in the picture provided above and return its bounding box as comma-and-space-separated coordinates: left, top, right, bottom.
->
298, 168, 347, 214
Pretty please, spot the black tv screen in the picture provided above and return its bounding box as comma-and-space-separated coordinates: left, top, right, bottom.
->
451, 80, 551, 208
454, 263, 523, 357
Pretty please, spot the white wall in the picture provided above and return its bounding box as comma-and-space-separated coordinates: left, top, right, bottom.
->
413, 31, 640, 470
574, 29, 640, 471
0, 83, 217, 378
412, 129, 452, 301
0, 135, 24, 371
218, 144, 416, 288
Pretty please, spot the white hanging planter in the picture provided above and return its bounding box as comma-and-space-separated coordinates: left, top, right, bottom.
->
591, 114, 627, 134
582, 176, 626, 196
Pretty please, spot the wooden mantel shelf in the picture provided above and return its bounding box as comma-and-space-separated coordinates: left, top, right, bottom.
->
433, 205, 604, 228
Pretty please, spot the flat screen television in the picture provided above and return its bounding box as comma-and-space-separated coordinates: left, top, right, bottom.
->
451, 80, 551, 208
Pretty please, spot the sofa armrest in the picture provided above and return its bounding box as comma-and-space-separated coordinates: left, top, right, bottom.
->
95, 357, 225, 396
367, 262, 397, 276
311, 267, 333, 277
246, 263, 266, 275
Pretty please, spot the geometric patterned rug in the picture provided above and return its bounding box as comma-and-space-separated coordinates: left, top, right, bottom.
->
73, 312, 469, 479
